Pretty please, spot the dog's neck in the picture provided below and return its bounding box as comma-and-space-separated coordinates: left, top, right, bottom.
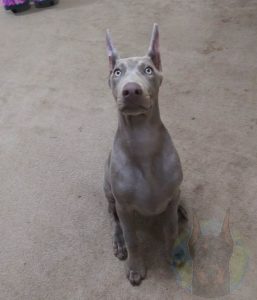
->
115, 98, 165, 158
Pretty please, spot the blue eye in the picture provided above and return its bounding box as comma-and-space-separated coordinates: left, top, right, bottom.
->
114, 69, 122, 77
145, 66, 153, 75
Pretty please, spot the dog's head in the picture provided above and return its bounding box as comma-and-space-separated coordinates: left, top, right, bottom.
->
189, 210, 234, 297
106, 24, 163, 116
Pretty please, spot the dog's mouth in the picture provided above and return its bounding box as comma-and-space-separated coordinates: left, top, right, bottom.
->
119, 104, 150, 115
117, 95, 152, 115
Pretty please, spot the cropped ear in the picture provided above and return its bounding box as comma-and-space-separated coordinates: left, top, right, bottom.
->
219, 209, 233, 247
147, 23, 162, 71
189, 213, 202, 257
189, 214, 202, 245
106, 29, 119, 72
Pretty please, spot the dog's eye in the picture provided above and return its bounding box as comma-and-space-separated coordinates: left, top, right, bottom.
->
145, 66, 153, 75
114, 69, 122, 77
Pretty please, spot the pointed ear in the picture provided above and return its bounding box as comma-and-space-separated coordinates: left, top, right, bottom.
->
147, 23, 162, 71
220, 209, 233, 247
189, 214, 202, 246
188, 213, 202, 257
106, 29, 118, 72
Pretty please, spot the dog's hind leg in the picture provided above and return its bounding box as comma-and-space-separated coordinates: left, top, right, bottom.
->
162, 199, 179, 264
107, 193, 128, 260
163, 189, 188, 267
104, 154, 127, 260
104, 170, 127, 261
178, 198, 189, 234
178, 203, 188, 222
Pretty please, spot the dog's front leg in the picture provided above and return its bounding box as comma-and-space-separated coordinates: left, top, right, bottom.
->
116, 204, 146, 286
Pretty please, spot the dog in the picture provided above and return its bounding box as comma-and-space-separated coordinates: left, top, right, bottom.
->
189, 209, 234, 297
104, 24, 187, 286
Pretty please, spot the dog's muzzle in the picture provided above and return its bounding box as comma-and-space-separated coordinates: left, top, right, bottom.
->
119, 82, 150, 114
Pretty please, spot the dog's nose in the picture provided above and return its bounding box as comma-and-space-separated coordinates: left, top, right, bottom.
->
122, 82, 143, 98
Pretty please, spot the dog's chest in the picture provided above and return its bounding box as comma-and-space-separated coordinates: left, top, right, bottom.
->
110, 145, 182, 215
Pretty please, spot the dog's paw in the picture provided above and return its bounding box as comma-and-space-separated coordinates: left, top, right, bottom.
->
126, 269, 145, 286
113, 237, 127, 260
126, 259, 146, 286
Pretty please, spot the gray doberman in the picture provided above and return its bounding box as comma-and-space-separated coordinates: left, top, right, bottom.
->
104, 24, 187, 286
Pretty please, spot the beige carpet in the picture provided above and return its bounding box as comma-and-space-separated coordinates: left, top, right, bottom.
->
0, 0, 256, 299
